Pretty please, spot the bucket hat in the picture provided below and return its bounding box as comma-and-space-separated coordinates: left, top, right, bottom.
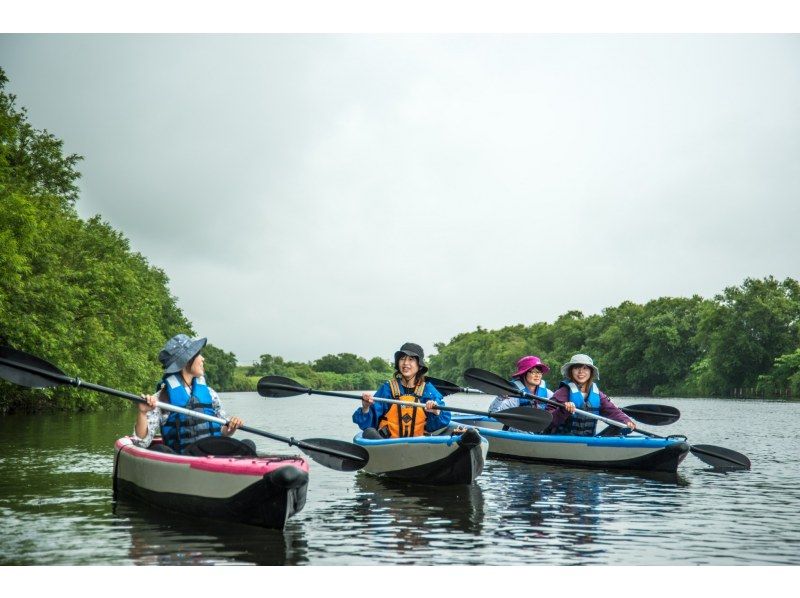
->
560, 353, 599, 381
393, 342, 428, 374
158, 334, 207, 374
512, 355, 550, 378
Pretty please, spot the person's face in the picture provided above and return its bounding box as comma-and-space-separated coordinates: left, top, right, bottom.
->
571, 364, 592, 385
186, 353, 205, 378
524, 367, 544, 387
398, 354, 420, 380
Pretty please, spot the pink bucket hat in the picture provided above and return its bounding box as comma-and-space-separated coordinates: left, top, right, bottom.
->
512, 355, 550, 378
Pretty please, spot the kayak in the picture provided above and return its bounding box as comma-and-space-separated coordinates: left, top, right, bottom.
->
353, 428, 488, 485
113, 437, 309, 530
448, 416, 690, 473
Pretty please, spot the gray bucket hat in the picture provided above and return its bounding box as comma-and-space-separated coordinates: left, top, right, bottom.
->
393, 342, 428, 374
158, 334, 207, 374
560, 353, 600, 381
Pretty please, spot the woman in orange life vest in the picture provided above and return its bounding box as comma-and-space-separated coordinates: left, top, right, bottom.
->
133, 334, 254, 456
353, 342, 451, 439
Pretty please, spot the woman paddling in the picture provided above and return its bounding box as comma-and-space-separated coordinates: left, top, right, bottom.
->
133, 334, 256, 456
547, 353, 635, 436
354, 342, 451, 438
489, 355, 554, 413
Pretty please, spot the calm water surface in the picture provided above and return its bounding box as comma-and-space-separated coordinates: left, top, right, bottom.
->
1, 392, 798, 565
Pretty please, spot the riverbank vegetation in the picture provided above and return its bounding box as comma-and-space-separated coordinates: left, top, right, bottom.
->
428, 276, 800, 398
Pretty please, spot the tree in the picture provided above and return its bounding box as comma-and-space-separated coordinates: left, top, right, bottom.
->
203, 344, 237, 390
313, 353, 370, 374
688, 277, 800, 395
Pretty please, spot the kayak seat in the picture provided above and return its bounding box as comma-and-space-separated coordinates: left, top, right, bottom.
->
182, 436, 258, 457
363, 427, 390, 439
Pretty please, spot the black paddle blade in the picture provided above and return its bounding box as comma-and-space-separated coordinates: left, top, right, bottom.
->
690, 444, 751, 471
425, 376, 463, 396
298, 438, 369, 472
621, 403, 681, 426
492, 406, 552, 434
0, 345, 66, 389
463, 368, 517, 396
257, 376, 309, 398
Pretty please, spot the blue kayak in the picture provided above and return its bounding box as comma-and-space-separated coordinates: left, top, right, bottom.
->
449, 415, 689, 473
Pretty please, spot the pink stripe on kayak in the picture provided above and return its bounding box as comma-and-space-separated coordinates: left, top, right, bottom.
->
115, 437, 309, 475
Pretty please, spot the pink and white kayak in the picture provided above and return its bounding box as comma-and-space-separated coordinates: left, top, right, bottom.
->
113, 437, 309, 530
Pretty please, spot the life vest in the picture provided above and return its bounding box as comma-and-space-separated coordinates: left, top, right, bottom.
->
511, 378, 549, 409
378, 377, 428, 438
159, 374, 222, 452
554, 380, 601, 436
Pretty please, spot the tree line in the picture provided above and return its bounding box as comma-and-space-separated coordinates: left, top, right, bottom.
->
427, 277, 800, 398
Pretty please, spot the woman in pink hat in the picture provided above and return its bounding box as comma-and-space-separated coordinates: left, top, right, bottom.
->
489, 355, 554, 419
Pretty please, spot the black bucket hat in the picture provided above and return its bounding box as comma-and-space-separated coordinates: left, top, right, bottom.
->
158, 334, 207, 374
393, 342, 428, 374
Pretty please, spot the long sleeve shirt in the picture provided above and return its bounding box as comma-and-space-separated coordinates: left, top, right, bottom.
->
489, 386, 554, 412
131, 386, 227, 448
352, 380, 451, 433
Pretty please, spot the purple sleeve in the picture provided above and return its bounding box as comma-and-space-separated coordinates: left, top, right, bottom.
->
599, 392, 633, 424
545, 386, 571, 430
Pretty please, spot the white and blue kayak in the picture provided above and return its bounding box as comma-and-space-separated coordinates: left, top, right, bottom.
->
449, 415, 690, 473
353, 428, 488, 485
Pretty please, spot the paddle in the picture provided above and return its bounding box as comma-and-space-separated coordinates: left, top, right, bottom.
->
257, 375, 553, 434
0, 345, 369, 472
425, 376, 485, 396
427, 375, 680, 426
619, 403, 680, 425
463, 367, 751, 471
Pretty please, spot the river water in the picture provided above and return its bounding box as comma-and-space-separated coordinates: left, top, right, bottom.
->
0, 392, 798, 566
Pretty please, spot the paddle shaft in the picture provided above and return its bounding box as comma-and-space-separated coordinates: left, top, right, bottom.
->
269, 382, 542, 425
0, 356, 359, 461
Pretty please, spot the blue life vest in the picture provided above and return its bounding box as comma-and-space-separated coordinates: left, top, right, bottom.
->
554, 380, 601, 436
511, 379, 549, 409
159, 374, 222, 452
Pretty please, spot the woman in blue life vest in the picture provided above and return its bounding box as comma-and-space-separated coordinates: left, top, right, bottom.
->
489, 354, 554, 414
133, 334, 255, 456
547, 353, 635, 436
353, 342, 451, 439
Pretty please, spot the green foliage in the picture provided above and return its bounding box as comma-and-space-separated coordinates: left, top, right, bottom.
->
429, 281, 800, 398
313, 352, 370, 374
687, 277, 800, 396
757, 349, 800, 396
246, 352, 393, 391
202, 344, 237, 390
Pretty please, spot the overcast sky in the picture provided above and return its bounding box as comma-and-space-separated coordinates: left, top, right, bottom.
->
2, 34, 799, 364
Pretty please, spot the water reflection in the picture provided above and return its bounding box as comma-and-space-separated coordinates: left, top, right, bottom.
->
2, 397, 798, 565
478, 461, 693, 564
113, 500, 302, 565
343, 474, 486, 556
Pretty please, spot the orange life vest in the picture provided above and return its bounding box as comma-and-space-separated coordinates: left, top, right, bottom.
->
378, 378, 428, 438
